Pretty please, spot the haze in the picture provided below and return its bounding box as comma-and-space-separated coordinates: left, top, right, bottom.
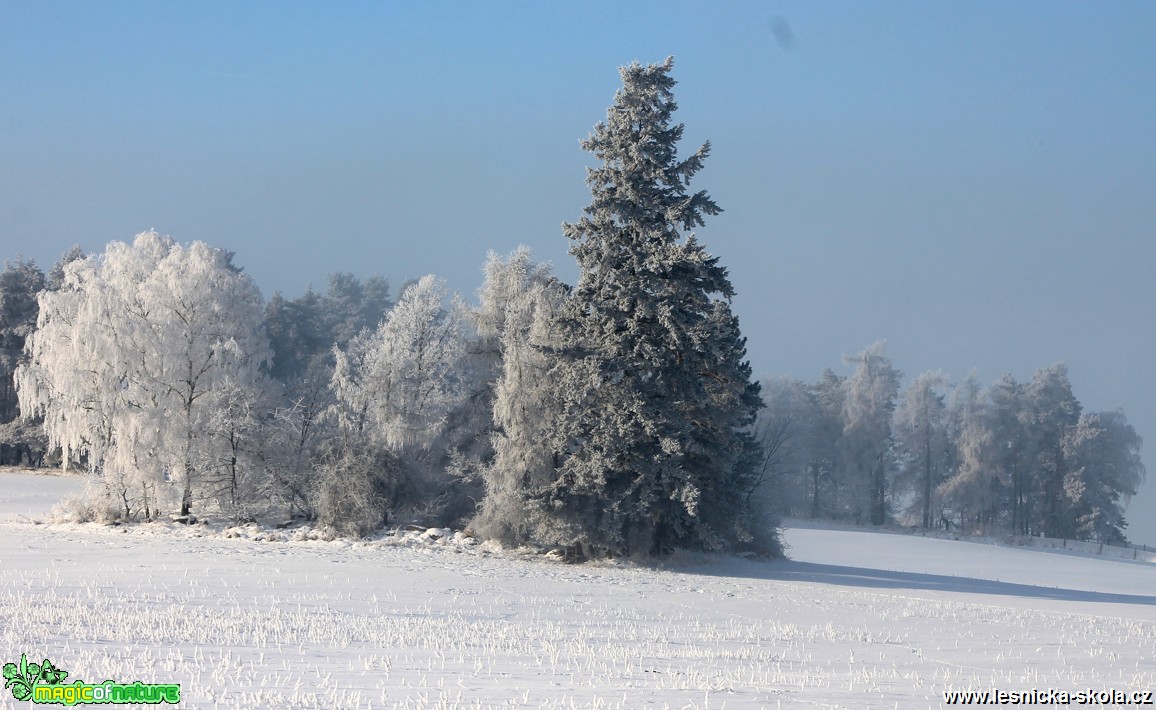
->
3, 3, 1153, 540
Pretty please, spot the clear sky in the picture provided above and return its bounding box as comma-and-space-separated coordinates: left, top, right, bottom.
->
3, 2, 1154, 542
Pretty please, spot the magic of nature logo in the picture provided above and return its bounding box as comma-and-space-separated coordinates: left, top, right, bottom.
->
3, 653, 180, 705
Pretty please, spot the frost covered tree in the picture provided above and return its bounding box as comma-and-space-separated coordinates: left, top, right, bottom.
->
16, 232, 271, 519
265, 272, 391, 384
539, 58, 765, 556
938, 374, 1003, 532
313, 435, 405, 535
985, 374, 1034, 534
332, 274, 466, 455
806, 369, 848, 518
1024, 363, 1082, 538
1062, 410, 1145, 544
472, 248, 555, 383
432, 251, 549, 486
262, 287, 333, 514
329, 274, 470, 528
46, 245, 85, 291
263, 273, 391, 515
0, 258, 46, 424
470, 248, 567, 543
265, 287, 329, 383
752, 377, 815, 518
893, 371, 949, 528
736, 343, 1144, 540
0, 257, 51, 467
198, 374, 278, 521
842, 342, 901, 525
322, 272, 392, 348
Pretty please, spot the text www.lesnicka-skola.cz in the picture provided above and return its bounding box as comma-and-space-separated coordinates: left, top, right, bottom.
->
944, 688, 1153, 705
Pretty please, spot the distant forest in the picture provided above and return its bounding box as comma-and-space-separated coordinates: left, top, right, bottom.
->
758, 346, 1144, 543
0, 59, 1144, 556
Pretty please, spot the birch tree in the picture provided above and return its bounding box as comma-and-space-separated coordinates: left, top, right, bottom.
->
332, 274, 466, 455
842, 342, 901, 525
16, 231, 271, 518
893, 371, 949, 528
938, 374, 1003, 532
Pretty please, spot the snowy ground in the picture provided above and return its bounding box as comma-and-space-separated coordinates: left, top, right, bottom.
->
3, 470, 1156, 709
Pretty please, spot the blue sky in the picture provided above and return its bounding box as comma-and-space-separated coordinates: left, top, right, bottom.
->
3, 2, 1155, 541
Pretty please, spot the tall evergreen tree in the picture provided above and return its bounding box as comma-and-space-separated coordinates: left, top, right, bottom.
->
539, 58, 765, 557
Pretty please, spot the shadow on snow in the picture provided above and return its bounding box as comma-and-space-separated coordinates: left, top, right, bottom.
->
678, 558, 1156, 607
770, 560, 1156, 605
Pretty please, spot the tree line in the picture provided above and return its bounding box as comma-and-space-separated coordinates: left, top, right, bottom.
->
0, 58, 1143, 554
2, 59, 771, 559
757, 343, 1145, 544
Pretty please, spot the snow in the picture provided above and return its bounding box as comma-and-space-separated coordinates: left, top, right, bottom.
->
0, 469, 86, 523
4, 470, 1156, 708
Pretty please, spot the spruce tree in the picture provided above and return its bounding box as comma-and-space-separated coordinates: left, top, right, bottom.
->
539, 58, 765, 557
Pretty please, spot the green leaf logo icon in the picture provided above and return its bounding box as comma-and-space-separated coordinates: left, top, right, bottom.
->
2, 654, 34, 701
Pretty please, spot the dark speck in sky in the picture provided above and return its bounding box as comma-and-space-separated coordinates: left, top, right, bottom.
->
769, 15, 797, 51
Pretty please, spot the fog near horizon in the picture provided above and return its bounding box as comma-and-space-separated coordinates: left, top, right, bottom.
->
3, 3, 1154, 541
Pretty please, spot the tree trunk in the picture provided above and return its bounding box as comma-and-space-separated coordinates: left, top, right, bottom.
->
871, 452, 886, 525
922, 418, 932, 529
810, 462, 820, 519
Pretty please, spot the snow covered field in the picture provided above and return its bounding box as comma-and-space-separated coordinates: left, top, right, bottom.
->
4, 470, 1156, 709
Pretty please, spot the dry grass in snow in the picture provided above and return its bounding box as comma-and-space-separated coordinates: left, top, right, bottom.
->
4, 470, 1156, 708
